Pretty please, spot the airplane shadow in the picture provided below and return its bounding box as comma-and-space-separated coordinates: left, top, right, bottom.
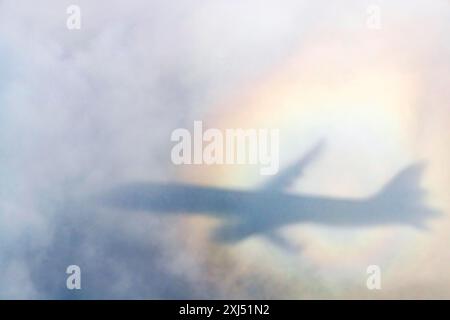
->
96, 162, 440, 248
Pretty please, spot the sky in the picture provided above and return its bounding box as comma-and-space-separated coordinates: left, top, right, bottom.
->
0, 0, 449, 299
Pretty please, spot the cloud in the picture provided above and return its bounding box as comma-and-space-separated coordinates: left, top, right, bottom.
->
0, 0, 310, 299
0, 0, 448, 298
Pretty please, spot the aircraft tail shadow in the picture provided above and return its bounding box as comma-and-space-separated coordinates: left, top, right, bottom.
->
367, 162, 438, 230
